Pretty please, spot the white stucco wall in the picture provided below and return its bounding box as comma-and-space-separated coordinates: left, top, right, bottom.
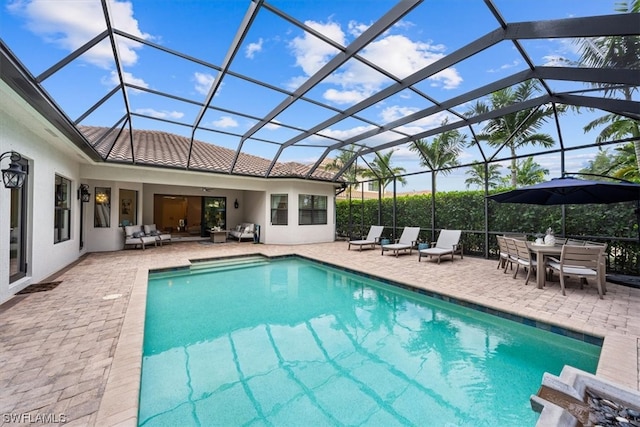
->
264, 181, 337, 245
1, 80, 87, 303
0, 78, 341, 304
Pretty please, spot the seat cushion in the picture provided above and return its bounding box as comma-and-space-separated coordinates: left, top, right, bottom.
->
420, 247, 451, 256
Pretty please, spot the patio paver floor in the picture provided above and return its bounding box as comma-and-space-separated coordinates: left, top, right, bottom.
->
1, 241, 638, 426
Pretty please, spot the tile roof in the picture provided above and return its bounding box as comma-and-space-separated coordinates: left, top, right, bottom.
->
79, 126, 339, 182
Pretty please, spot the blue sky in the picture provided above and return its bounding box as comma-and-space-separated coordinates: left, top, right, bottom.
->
1, 0, 630, 191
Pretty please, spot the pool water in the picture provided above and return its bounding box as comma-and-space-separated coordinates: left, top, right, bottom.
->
139, 257, 600, 426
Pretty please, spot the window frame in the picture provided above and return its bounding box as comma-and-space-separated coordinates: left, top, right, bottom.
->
54, 175, 71, 244
271, 194, 288, 225
298, 194, 327, 225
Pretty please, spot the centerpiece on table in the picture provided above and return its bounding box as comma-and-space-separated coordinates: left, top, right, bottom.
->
544, 227, 556, 246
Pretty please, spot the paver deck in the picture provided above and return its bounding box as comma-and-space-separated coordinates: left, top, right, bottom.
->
1, 241, 639, 426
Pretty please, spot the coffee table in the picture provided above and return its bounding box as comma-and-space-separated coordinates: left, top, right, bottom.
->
210, 230, 228, 243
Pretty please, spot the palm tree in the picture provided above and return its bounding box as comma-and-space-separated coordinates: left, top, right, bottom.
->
512, 157, 549, 186
466, 80, 558, 187
360, 150, 407, 196
410, 119, 467, 193
324, 144, 363, 197
577, 0, 640, 170
464, 162, 503, 189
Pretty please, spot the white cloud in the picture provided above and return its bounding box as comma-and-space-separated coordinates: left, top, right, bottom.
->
101, 70, 148, 93
212, 116, 238, 128
317, 124, 376, 140
134, 108, 183, 119
542, 55, 573, 67
287, 21, 462, 105
245, 38, 263, 59
289, 20, 343, 76
194, 72, 215, 96
8, 0, 152, 69
380, 105, 419, 123
323, 88, 369, 105
487, 59, 521, 73
265, 121, 282, 130
347, 20, 369, 37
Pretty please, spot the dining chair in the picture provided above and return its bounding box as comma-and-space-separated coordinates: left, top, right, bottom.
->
513, 238, 537, 284
496, 235, 510, 270
547, 245, 605, 298
553, 237, 568, 245
566, 238, 586, 246
584, 241, 608, 293
502, 237, 519, 274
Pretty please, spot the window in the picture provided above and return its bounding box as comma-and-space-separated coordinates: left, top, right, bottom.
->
54, 175, 71, 243
271, 194, 288, 225
298, 194, 327, 225
367, 181, 379, 191
94, 187, 111, 228
119, 189, 138, 226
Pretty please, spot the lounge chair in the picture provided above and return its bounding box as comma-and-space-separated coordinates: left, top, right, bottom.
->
381, 227, 420, 257
348, 225, 384, 251
418, 229, 463, 264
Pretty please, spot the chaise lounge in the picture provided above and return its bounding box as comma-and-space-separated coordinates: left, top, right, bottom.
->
381, 226, 420, 257
348, 225, 384, 251
418, 229, 463, 264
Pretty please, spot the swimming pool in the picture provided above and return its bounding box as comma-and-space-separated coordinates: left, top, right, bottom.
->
139, 256, 601, 426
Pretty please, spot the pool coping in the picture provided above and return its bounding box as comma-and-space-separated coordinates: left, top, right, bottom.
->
94, 252, 638, 426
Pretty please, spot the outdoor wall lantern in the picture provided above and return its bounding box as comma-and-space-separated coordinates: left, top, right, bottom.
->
77, 184, 91, 202
0, 151, 27, 189
234, 199, 239, 209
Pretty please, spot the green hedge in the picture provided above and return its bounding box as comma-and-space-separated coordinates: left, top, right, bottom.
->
337, 190, 639, 274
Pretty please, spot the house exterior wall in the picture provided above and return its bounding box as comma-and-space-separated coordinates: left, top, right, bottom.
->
0, 79, 339, 304
1, 81, 86, 303
265, 181, 337, 245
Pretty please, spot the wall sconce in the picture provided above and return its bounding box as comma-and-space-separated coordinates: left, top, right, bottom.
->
77, 184, 91, 203
234, 199, 239, 209
0, 151, 27, 189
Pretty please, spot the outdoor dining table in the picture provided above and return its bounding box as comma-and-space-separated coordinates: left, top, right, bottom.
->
527, 242, 562, 289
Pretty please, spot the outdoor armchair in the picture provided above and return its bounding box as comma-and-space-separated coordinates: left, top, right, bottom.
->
348, 225, 384, 251
418, 230, 463, 264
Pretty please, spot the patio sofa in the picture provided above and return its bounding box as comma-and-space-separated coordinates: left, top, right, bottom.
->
123, 225, 157, 250
144, 224, 172, 246
229, 222, 255, 242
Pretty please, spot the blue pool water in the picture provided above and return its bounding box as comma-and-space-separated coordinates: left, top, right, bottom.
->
139, 256, 600, 426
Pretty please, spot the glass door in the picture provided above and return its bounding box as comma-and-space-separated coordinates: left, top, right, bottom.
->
202, 197, 226, 234
10, 160, 28, 282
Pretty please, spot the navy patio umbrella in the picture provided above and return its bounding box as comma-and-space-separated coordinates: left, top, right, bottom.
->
487, 177, 640, 205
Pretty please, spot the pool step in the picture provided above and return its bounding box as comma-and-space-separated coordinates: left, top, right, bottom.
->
190, 256, 269, 272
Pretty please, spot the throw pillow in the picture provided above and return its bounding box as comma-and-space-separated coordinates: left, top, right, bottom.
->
149, 230, 159, 236
132, 231, 143, 238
